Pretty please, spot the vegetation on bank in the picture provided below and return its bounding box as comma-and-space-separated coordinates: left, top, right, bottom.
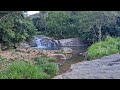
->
0, 11, 36, 50
32, 11, 120, 45
0, 56, 59, 79
87, 36, 120, 60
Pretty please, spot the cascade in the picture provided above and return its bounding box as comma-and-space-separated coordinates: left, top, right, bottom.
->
33, 36, 58, 49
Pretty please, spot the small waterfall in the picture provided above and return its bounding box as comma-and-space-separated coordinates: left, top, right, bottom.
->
33, 36, 59, 49
34, 37, 47, 48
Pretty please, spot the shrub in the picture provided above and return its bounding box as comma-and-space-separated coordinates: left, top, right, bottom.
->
0, 60, 49, 79
47, 57, 58, 62
0, 56, 6, 63
39, 63, 59, 77
87, 36, 120, 60
34, 57, 59, 77
34, 56, 58, 65
0, 12, 36, 49
34, 57, 49, 65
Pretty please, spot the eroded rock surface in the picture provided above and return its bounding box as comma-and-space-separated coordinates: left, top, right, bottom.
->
53, 53, 120, 79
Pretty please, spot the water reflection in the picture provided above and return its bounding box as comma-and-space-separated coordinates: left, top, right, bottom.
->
58, 46, 88, 74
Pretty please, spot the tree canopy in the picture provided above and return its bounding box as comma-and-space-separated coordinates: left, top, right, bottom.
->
1, 11, 120, 50
0, 11, 36, 49
32, 11, 120, 45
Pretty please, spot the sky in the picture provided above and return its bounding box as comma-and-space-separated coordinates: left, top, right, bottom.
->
27, 11, 39, 15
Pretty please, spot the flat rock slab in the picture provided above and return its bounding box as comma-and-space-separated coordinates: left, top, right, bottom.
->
53, 53, 120, 79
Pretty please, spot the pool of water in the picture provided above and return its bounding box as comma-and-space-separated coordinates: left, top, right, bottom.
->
58, 46, 87, 74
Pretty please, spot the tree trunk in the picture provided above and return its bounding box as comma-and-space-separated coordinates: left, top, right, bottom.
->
98, 26, 102, 42
98, 26, 102, 55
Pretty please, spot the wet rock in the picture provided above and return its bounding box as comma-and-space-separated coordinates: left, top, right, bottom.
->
62, 47, 73, 54
65, 54, 72, 59
48, 54, 66, 60
54, 53, 120, 79
28, 35, 59, 48
58, 38, 84, 46
28, 37, 37, 47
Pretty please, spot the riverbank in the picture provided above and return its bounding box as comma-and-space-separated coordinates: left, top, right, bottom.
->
53, 53, 120, 79
0, 48, 62, 60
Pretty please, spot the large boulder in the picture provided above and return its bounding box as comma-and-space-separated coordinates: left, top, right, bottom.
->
28, 36, 85, 48
58, 38, 84, 46
65, 54, 72, 59
19, 42, 30, 48
48, 54, 66, 65
28, 37, 37, 47
15, 41, 30, 48
48, 54, 66, 60
53, 53, 120, 79
62, 47, 73, 54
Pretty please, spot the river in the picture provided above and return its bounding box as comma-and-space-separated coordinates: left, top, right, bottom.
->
58, 46, 87, 74
33, 46, 87, 74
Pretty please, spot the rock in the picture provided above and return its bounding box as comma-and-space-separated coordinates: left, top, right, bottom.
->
48, 54, 66, 60
28, 35, 59, 48
16, 41, 30, 48
79, 51, 88, 60
28, 38, 37, 47
16, 48, 26, 53
79, 52, 87, 56
54, 53, 120, 79
53, 75, 63, 79
28, 36, 85, 48
58, 38, 84, 46
62, 47, 73, 54
15, 48, 42, 55
54, 40, 62, 47
65, 54, 72, 59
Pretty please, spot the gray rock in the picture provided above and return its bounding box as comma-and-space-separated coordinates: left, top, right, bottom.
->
15, 41, 30, 48
58, 38, 84, 46
48, 54, 66, 60
28, 38, 37, 47
53, 75, 63, 79
28, 35, 58, 48
28, 36, 85, 48
19, 42, 30, 48
62, 47, 73, 54
53, 53, 120, 79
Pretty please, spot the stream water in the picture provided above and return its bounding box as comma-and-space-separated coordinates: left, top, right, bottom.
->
58, 46, 87, 74
33, 46, 87, 74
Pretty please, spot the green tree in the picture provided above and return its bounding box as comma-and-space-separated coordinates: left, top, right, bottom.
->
0, 11, 36, 50
45, 11, 80, 39
32, 17, 45, 32
78, 11, 120, 44
31, 11, 120, 46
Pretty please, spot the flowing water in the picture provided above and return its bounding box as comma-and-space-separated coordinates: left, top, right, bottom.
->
33, 36, 58, 49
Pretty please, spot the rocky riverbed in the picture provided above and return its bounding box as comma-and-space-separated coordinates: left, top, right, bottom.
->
0, 48, 61, 60
53, 53, 120, 79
